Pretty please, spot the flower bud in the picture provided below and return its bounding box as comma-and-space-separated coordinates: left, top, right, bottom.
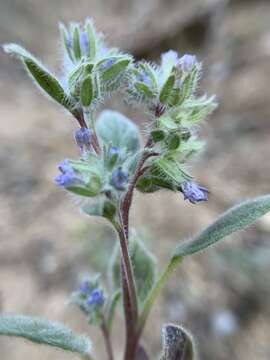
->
80, 280, 90, 295
111, 167, 129, 190
181, 180, 209, 204
151, 129, 166, 143
54, 160, 83, 187
166, 133, 181, 150
108, 145, 120, 167
87, 288, 104, 306
74, 127, 92, 151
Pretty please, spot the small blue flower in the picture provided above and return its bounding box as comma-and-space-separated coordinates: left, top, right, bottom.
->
80, 31, 89, 55
161, 50, 179, 67
58, 159, 73, 173
111, 167, 129, 190
74, 127, 92, 152
87, 288, 104, 306
180, 54, 198, 72
54, 160, 82, 187
80, 280, 90, 295
181, 180, 209, 204
54, 173, 76, 187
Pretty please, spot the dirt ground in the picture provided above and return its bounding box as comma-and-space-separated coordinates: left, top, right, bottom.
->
0, 0, 270, 359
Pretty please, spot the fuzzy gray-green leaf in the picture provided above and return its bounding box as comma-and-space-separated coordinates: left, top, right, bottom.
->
85, 18, 96, 60
72, 24, 82, 60
80, 75, 93, 107
160, 74, 176, 104
0, 314, 91, 355
82, 200, 116, 221
96, 110, 141, 154
101, 59, 130, 82
109, 235, 156, 304
3, 43, 74, 112
173, 194, 270, 259
134, 81, 155, 98
59, 23, 74, 62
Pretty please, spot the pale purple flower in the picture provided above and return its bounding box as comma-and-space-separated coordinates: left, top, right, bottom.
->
111, 167, 129, 190
80, 280, 90, 295
181, 180, 209, 204
74, 127, 92, 152
180, 54, 198, 72
87, 288, 104, 306
54, 160, 82, 187
137, 70, 152, 87
161, 50, 179, 67
80, 31, 89, 55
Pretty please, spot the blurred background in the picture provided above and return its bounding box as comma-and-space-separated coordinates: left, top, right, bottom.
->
0, 0, 270, 359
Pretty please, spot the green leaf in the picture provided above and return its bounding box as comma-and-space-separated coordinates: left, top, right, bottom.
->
0, 314, 91, 355
159, 74, 176, 104
80, 75, 93, 107
85, 18, 96, 60
184, 96, 217, 124
130, 236, 157, 303
66, 181, 101, 197
82, 199, 116, 221
96, 110, 141, 154
178, 67, 200, 105
59, 23, 74, 62
166, 133, 181, 150
151, 157, 188, 189
172, 194, 270, 260
136, 156, 190, 193
110, 234, 157, 304
134, 81, 155, 98
160, 324, 197, 360
72, 24, 82, 60
3, 43, 74, 113
101, 58, 130, 83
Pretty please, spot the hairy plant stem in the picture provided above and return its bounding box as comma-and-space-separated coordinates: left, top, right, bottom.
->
137, 256, 183, 337
100, 316, 114, 360
114, 222, 138, 322
84, 110, 101, 153
113, 221, 138, 360
117, 137, 154, 360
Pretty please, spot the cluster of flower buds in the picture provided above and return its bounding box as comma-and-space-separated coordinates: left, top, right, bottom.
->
4, 19, 216, 208
70, 278, 105, 325
54, 112, 134, 205
59, 19, 133, 117
132, 51, 217, 202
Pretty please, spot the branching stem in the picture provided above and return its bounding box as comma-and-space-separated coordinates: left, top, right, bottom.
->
116, 137, 155, 360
